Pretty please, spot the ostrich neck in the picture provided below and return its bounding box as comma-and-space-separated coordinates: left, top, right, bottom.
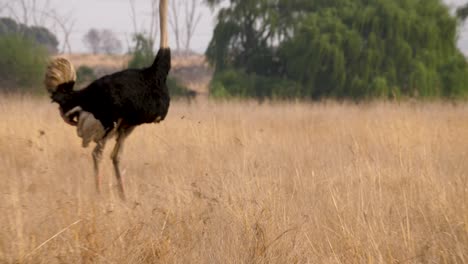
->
160, 0, 169, 49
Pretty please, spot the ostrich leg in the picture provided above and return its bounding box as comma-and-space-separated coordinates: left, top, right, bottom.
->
92, 139, 106, 193
111, 125, 135, 200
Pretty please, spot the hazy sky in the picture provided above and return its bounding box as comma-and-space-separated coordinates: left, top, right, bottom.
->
49, 0, 216, 53
2, 0, 468, 54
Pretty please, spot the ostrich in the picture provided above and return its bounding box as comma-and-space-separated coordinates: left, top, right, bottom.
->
44, 0, 171, 200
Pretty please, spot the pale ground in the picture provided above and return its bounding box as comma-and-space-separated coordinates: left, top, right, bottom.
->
57, 53, 208, 70
57, 53, 132, 70
0, 95, 467, 263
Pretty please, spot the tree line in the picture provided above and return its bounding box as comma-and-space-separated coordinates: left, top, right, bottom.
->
0, 0, 207, 95
0, 0, 467, 100
206, 0, 468, 100
0, 18, 52, 90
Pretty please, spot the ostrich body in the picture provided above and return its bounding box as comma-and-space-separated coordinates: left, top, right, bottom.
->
44, 0, 170, 200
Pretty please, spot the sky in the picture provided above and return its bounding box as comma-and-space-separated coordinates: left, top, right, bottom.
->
1, 0, 468, 55
59, 0, 216, 53
1, 0, 217, 53
51, 0, 215, 53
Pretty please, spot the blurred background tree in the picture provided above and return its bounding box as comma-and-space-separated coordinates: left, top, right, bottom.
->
0, 34, 48, 91
169, 0, 203, 54
0, 17, 53, 91
457, 3, 468, 21
207, 0, 468, 100
83, 29, 101, 54
83, 28, 122, 55
76, 65, 96, 86
0, 17, 58, 53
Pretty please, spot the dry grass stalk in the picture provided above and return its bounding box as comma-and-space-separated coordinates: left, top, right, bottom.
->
0, 95, 467, 263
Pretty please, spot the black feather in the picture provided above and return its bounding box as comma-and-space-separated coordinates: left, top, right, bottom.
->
52, 48, 171, 130
57, 81, 75, 92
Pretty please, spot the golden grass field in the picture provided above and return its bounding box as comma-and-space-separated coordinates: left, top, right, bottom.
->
0, 95, 467, 263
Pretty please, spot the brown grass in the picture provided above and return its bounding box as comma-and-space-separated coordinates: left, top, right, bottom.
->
0, 95, 467, 263
56, 53, 131, 69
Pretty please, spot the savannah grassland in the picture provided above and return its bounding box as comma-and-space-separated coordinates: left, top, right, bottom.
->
0, 95, 467, 263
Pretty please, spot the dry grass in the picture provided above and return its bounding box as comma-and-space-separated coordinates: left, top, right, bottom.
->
0, 95, 467, 263
56, 54, 131, 69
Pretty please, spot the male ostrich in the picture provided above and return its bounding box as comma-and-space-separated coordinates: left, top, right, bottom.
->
44, 0, 171, 200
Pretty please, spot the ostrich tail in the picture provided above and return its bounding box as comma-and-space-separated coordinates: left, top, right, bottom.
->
44, 57, 76, 93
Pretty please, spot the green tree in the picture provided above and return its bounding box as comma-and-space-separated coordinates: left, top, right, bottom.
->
457, 3, 468, 21
0, 17, 58, 53
0, 34, 48, 91
76, 66, 96, 85
207, 0, 468, 100
128, 33, 155, 69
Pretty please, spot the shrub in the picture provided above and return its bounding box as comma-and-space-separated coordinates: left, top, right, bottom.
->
0, 17, 58, 53
76, 66, 96, 85
207, 0, 468, 100
0, 34, 48, 92
210, 69, 302, 100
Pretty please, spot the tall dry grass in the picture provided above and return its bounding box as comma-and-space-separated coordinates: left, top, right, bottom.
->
0, 95, 467, 263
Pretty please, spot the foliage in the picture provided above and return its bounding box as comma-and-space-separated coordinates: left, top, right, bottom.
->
83, 29, 100, 54
210, 69, 301, 99
457, 3, 468, 21
0, 34, 48, 92
83, 28, 122, 54
167, 77, 197, 98
76, 65, 96, 85
128, 33, 156, 69
207, 0, 468, 100
0, 17, 58, 53
100, 30, 122, 54
128, 33, 192, 98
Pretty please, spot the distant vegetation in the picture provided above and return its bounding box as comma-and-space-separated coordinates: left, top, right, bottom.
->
457, 3, 468, 21
0, 17, 57, 92
0, 34, 48, 92
0, 19, 193, 96
76, 65, 97, 85
207, 0, 468, 100
83, 28, 123, 55
0, 17, 58, 53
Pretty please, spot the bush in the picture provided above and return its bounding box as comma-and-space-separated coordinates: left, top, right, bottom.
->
76, 66, 96, 85
210, 70, 248, 98
207, 0, 468, 100
0, 34, 48, 92
210, 69, 302, 100
0, 17, 58, 53
167, 77, 195, 98
128, 34, 155, 69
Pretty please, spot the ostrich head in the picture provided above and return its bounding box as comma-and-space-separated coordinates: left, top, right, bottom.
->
44, 57, 79, 125
44, 57, 76, 94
